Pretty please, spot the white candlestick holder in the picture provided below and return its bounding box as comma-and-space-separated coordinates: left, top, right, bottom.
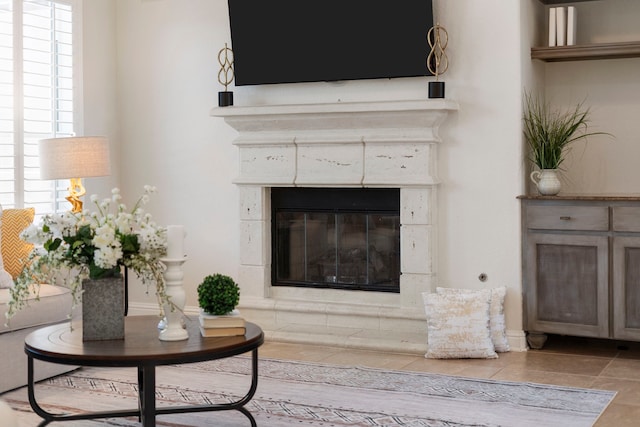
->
159, 256, 188, 341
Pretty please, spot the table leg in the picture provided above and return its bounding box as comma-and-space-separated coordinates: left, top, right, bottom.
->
139, 365, 156, 427
27, 356, 139, 425
155, 348, 259, 426
137, 366, 143, 422
27, 355, 52, 426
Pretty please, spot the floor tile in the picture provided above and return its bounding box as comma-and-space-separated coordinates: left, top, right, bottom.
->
505, 351, 611, 376
591, 377, 640, 406
600, 358, 640, 381
594, 403, 640, 427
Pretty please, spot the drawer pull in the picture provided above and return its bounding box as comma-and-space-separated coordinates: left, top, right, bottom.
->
559, 216, 572, 221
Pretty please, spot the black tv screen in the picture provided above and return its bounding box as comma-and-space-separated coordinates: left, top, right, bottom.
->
227, 0, 434, 86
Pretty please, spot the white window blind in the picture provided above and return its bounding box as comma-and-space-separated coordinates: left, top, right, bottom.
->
0, 0, 78, 213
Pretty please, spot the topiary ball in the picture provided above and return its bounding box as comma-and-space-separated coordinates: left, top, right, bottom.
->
197, 274, 240, 315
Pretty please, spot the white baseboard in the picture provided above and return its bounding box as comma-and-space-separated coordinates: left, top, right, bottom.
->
507, 329, 529, 352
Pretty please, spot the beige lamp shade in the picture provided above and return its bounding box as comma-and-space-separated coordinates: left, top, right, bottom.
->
39, 136, 111, 180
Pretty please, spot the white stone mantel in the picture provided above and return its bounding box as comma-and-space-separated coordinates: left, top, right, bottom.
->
212, 99, 458, 353
213, 99, 458, 187
212, 99, 457, 133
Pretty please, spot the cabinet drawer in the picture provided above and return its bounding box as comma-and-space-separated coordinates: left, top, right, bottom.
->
612, 207, 640, 232
526, 205, 609, 231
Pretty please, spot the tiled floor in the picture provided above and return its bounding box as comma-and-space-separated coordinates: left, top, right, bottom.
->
259, 334, 640, 426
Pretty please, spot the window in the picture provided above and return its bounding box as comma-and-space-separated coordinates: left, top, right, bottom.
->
0, 0, 80, 213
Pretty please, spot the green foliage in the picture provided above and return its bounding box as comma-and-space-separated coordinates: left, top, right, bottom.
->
523, 91, 609, 170
197, 274, 240, 315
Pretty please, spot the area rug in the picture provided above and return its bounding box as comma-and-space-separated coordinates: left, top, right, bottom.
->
3, 356, 615, 427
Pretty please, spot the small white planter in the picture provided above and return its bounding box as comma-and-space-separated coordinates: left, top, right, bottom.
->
530, 169, 561, 196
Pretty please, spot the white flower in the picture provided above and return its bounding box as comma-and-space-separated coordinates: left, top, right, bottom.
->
20, 223, 46, 244
115, 212, 133, 232
94, 244, 123, 269
93, 223, 116, 247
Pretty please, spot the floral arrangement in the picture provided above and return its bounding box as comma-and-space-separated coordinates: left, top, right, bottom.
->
6, 185, 168, 320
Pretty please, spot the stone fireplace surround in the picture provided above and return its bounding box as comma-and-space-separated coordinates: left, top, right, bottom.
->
213, 99, 458, 353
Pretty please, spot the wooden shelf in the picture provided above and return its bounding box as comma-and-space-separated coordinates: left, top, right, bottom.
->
531, 41, 640, 62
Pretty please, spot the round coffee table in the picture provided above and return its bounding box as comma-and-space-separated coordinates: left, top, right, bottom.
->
24, 315, 264, 427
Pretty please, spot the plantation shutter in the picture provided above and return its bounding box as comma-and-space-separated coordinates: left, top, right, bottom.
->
0, 0, 78, 213
0, 3, 13, 206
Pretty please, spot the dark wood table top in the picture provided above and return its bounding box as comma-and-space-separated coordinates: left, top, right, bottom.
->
24, 315, 264, 367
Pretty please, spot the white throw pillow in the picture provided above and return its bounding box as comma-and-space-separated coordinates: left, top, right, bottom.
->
436, 286, 510, 352
422, 291, 498, 359
0, 204, 15, 289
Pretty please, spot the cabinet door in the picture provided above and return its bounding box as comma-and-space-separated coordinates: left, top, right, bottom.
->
524, 233, 609, 338
612, 236, 640, 340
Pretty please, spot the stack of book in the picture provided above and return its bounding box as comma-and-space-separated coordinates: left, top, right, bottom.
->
548, 6, 577, 47
199, 309, 246, 337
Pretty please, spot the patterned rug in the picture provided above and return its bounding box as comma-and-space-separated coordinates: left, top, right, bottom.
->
3, 356, 615, 426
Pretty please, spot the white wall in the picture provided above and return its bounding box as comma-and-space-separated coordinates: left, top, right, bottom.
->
432, 1, 524, 331
113, 0, 240, 305
81, 0, 119, 196
82, 0, 527, 336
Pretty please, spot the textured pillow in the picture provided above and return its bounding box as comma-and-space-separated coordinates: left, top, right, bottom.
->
0, 205, 14, 288
422, 291, 497, 359
1, 207, 35, 280
437, 286, 510, 352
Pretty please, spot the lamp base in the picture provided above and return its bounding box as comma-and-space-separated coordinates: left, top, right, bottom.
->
428, 81, 445, 99
67, 177, 86, 213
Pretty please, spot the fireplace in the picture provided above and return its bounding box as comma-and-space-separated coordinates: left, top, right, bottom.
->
272, 187, 400, 292
213, 99, 457, 352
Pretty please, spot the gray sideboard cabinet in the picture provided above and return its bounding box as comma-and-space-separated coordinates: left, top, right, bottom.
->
520, 195, 640, 348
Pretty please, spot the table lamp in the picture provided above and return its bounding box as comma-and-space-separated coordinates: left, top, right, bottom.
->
39, 136, 111, 213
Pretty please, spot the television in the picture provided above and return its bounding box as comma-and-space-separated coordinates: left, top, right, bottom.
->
227, 0, 434, 86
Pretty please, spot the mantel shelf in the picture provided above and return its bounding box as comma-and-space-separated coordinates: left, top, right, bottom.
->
531, 41, 640, 62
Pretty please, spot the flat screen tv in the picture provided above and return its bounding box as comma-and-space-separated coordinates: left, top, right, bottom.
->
227, 0, 434, 86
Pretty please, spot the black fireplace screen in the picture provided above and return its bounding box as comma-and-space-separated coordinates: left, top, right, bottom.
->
272, 188, 400, 292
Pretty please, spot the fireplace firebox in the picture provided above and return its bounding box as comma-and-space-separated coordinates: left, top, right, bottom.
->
272, 187, 400, 292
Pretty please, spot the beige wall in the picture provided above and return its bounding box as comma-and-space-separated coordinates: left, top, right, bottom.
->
81, 0, 639, 339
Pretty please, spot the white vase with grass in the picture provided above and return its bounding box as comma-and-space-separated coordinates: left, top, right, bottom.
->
523, 91, 609, 196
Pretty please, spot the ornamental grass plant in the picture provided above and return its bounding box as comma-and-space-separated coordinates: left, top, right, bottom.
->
6, 186, 168, 322
523, 91, 607, 170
